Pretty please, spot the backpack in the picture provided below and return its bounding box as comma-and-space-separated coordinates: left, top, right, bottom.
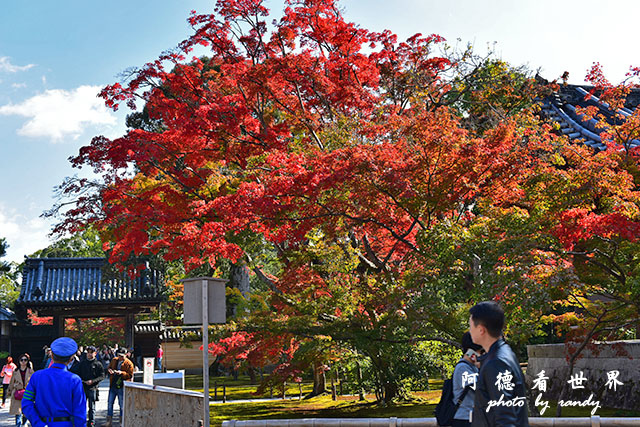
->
434, 362, 473, 426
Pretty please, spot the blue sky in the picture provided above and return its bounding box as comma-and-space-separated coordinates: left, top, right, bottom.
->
1, 0, 639, 263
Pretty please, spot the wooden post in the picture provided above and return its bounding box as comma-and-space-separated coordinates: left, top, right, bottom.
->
331, 376, 337, 401
125, 313, 135, 348
282, 381, 286, 399
52, 315, 65, 338
298, 382, 303, 400
223, 383, 227, 403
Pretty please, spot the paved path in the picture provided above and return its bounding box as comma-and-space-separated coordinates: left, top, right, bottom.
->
0, 381, 303, 426
0, 380, 119, 427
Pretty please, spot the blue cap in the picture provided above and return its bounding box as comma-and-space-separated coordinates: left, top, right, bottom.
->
50, 337, 78, 358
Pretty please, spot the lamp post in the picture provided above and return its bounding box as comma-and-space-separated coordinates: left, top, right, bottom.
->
182, 277, 227, 427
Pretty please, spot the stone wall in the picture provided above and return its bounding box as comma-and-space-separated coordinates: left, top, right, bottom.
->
526, 340, 640, 411
124, 381, 204, 427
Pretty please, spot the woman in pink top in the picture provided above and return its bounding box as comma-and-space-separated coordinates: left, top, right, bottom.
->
0, 356, 16, 408
156, 344, 163, 371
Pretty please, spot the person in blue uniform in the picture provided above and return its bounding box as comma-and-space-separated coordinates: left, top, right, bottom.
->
22, 337, 87, 427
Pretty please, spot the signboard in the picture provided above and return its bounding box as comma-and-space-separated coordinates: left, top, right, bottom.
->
182, 277, 227, 325
143, 357, 154, 385
181, 276, 228, 427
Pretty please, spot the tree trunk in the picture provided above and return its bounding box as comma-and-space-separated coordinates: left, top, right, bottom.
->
311, 362, 327, 396
247, 366, 257, 385
231, 262, 250, 295
230, 262, 251, 316
383, 381, 399, 403
356, 360, 365, 400
370, 353, 405, 403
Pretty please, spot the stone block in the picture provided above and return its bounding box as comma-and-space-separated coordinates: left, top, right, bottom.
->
526, 340, 640, 411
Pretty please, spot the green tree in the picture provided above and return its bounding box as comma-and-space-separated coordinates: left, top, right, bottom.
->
27, 227, 105, 259
0, 238, 11, 273
0, 239, 19, 307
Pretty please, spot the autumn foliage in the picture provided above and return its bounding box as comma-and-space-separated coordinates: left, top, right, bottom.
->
54, 0, 640, 401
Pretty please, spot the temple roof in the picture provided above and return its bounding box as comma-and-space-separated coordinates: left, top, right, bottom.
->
0, 306, 16, 322
542, 83, 640, 151
135, 320, 164, 334
17, 257, 164, 307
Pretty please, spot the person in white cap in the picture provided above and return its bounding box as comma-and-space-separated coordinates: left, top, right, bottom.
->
22, 337, 87, 427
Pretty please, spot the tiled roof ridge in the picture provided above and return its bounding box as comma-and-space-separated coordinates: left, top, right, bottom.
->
18, 257, 164, 306
541, 83, 640, 151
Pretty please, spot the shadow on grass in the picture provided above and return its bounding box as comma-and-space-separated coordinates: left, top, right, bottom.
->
211, 396, 438, 427
210, 394, 640, 427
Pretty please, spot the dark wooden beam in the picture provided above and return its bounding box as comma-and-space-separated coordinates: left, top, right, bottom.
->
52, 315, 65, 338
125, 313, 135, 348
33, 305, 157, 318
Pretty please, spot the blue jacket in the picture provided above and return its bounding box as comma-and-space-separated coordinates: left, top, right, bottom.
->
471, 339, 529, 427
22, 363, 87, 427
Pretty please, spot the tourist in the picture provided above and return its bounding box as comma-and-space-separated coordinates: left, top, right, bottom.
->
75, 346, 105, 427
99, 344, 112, 370
1, 356, 16, 407
105, 347, 134, 426
156, 344, 163, 371
134, 344, 142, 370
69, 349, 82, 373
8, 353, 34, 427
22, 337, 87, 427
125, 348, 135, 368
451, 332, 483, 426
41, 348, 52, 370
468, 301, 529, 426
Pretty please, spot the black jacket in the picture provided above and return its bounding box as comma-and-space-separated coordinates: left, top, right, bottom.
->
71, 357, 105, 390
471, 339, 529, 427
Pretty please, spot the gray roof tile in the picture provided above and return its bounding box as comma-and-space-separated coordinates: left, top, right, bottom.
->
18, 258, 164, 306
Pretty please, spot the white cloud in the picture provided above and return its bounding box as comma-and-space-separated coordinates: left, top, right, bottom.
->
0, 85, 117, 142
0, 57, 35, 73
11, 83, 26, 89
0, 204, 52, 263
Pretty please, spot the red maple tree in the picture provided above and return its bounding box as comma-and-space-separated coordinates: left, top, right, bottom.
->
53, 0, 573, 401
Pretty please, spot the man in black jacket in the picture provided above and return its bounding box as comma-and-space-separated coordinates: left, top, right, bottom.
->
72, 345, 105, 427
469, 301, 529, 427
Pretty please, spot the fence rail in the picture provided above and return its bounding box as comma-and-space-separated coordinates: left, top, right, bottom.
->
221, 417, 640, 426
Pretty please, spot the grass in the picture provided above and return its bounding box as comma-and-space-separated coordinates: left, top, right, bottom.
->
185, 375, 640, 426
209, 395, 640, 426
209, 395, 438, 427
185, 374, 315, 400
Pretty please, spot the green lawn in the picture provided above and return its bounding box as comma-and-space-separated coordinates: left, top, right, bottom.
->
209, 395, 438, 427
185, 374, 314, 400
